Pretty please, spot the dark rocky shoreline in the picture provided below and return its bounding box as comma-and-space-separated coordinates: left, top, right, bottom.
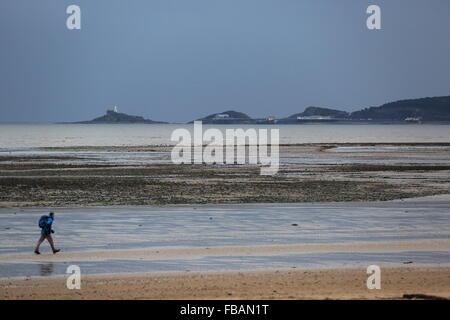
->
1, 143, 449, 207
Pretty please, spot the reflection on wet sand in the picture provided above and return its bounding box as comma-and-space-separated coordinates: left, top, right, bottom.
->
0, 196, 449, 278
38, 263, 54, 276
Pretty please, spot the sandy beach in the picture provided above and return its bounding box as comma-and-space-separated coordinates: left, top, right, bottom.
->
1, 266, 449, 300
1, 143, 450, 300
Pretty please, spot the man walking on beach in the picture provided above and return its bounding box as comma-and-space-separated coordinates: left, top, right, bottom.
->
35, 212, 60, 254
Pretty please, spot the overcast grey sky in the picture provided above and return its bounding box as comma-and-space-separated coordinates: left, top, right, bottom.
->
0, 0, 449, 122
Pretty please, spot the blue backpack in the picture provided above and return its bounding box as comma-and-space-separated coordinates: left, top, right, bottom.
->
38, 215, 49, 229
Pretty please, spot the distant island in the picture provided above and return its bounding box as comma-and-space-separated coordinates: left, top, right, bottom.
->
71, 95, 450, 124
75, 107, 166, 124
276, 107, 350, 124
349, 96, 450, 122
190, 110, 254, 124
193, 95, 450, 124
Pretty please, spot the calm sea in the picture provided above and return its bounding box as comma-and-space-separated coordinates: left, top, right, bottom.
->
0, 123, 449, 149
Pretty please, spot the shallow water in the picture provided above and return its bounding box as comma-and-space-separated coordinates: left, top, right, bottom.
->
1, 201, 450, 255
1, 123, 450, 149
2, 124, 450, 168
1, 251, 449, 278
0, 199, 450, 278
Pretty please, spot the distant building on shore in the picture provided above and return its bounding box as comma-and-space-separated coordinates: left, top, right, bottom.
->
297, 115, 333, 121
107, 106, 119, 114
214, 113, 230, 119
404, 117, 422, 123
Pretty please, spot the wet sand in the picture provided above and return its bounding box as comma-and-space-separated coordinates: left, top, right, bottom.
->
2, 239, 450, 263
1, 266, 449, 300
1, 197, 450, 280
1, 143, 450, 207
1, 143, 450, 299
